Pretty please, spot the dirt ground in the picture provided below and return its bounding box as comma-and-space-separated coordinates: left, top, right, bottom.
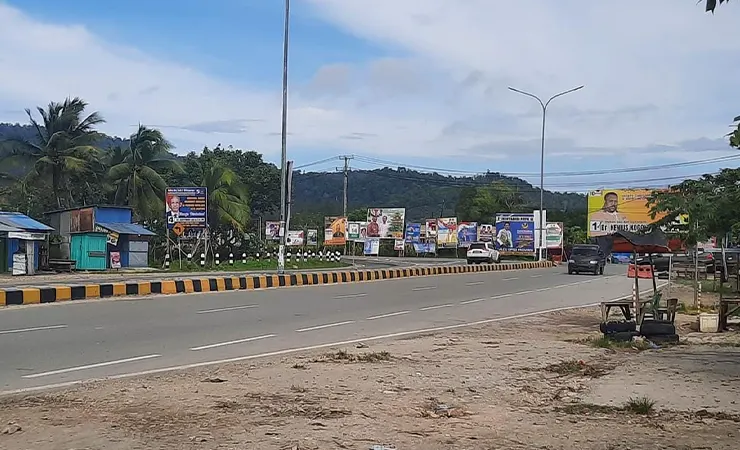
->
1, 303, 740, 450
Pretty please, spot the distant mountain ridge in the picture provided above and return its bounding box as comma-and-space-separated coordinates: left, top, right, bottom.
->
1, 123, 586, 221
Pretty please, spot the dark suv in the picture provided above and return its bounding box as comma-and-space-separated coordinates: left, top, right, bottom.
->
568, 244, 606, 275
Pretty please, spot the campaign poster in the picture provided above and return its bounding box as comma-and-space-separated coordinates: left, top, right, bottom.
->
306, 229, 318, 246
405, 223, 421, 243
166, 187, 207, 233
436, 217, 458, 248
478, 223, 494, 242
412, 242, 436, 254
286, 230, 304, 246
457, 221, 478, 247
367, 208, 406, 239
363, 238, 380, 255
425, 219, 437, 237
494, 214, 535, 255
347, 222, 361, 240
324, 216, 347, 246
265, 221, 280, 241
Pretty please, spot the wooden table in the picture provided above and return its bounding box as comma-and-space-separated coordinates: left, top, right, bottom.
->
601, 298, 652, 323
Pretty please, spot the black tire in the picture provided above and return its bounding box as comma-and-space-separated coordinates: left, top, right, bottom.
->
467, 260, 473, 265
646, 334, 680, 345
568, 270, 574, 275
600, 321, 636, 334
593, 267, 599, 275
607, 331, 639, 342
640, 320, 676, 336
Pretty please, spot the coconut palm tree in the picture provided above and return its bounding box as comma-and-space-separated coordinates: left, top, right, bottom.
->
190, 159, 251, 231
11, 97, 105, 208
108, 125, 183, 220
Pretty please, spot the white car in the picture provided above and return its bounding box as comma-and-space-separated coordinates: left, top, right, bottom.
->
466, 242, 501, 264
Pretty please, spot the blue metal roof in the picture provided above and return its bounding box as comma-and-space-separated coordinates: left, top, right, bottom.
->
97, 222, 156, 236
0, 212, 53, 232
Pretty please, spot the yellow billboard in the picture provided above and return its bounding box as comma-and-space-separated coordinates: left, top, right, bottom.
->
587, 189, 667, 237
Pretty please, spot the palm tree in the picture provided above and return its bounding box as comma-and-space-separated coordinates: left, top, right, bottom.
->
705, 0, 730, 12
12, 97, 105, 208
108, 125, 183, 220
192, 160, 251, 231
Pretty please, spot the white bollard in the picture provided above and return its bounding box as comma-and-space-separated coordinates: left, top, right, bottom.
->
164, 253, 170, 269
242, 253, 247, 264
229, 253, 234, 266
200, 253, 206, 267
215, 253, 220, 266
287, 251, 292, 263
303, 251, 307, 263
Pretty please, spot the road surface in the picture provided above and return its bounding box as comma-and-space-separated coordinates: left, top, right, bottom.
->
0, 257, 464, 289
0, 265, 634, 394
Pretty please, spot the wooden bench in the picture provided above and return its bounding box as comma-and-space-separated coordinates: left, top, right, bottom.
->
48, 259, 76, 273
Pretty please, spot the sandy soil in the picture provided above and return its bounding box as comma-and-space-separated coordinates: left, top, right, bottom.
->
1, 307, 739, 450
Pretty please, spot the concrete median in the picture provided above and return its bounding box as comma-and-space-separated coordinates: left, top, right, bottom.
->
0, 261, 554, 307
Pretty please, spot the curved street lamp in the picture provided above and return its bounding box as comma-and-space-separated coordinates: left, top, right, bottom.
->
508, 85, 584, 261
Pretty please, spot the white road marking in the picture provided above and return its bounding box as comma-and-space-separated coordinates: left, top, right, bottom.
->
333, 293, 367, 299
366, 310, 410, 320
0, 325, 67, 335
3, 285, 667, 397
502, 277, 518, 281
412, 286, 437, 291
515, 290, 535, 295
465, 281, 484, 286
460, 297, 486, 305
491, 293, 513, 300
536, 287, 550, 292
196, 304, 258, 314
295, 321, 355, 333
22, 354, 161, 379
530, 274, 542, 278
419, 304, 453, 311
190, 334, 276, 351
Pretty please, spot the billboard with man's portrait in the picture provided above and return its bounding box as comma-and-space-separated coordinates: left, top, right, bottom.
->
367, 208, 406, 239
166, 187, 207, 234
587, 189, 668, 237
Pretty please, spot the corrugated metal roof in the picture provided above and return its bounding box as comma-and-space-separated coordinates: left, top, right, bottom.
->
0, 212, 54, 232
0, 223, 22, 233
97, 222, 156, 236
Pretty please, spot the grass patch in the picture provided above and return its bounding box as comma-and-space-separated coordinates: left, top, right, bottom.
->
544, 359, 609, 377
314, 349, 392, 363
624, 396, 656, 415
676, 303, 717, 315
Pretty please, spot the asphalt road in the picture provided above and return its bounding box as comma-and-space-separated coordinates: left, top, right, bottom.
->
0, 265, 635, 394
0, 257, 464, 289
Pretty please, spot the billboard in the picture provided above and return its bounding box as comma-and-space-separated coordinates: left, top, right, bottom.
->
166, 187, 207, 235
265, 221, 280, 241
587, 189, 665, 237
436, 217, 458, 248
478, 223, 494, 242
324, 216, 347, 246
286, 230, 304, 246
495, 213, 535, 255
348, 222, 368, 241
546, 222, 564, 248
457, 221, 478, 247
364, 238, 380, 255
307, 229, 318, 246
367, 208, 406, 239
405, 223, 421, 243
413, 242, 436, 254
425, 219, 437, 237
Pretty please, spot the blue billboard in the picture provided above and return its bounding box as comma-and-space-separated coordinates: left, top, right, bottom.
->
494, 214, 535, 255
166, 187, 208, 234
405, 223, 421, 243
457, 221, 478, 247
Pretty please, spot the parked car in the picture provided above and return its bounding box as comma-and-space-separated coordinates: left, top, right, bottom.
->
634, 251, 715, 273
568, 244, 606, 275
466, 242, 500, 264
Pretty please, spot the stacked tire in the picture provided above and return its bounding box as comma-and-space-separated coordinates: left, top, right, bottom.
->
639, 320, 679, 344
600, 321, 638, 342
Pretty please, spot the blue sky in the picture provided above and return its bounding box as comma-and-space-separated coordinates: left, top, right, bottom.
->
1, 0, 740, 192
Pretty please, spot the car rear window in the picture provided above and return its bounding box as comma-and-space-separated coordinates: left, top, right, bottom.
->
572, 247, 598, 256
469, 243, 487, 250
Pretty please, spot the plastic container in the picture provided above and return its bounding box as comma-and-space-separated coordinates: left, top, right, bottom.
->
698, 313, 719, 333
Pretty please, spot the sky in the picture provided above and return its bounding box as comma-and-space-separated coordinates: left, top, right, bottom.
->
1, 0, 740, 192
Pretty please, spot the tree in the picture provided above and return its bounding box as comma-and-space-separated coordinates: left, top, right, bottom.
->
10, 97, 105, 208
455, 181, 524, 223
108, 125, 183, 220
705, 0, 730, 12
189, 159, 251, 231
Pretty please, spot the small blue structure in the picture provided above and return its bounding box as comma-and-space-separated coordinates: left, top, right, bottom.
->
0, 212, 53, 275
45, 206, 156, 270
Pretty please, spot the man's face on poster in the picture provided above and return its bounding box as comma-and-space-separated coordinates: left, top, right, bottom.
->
603, 193, 618, 213
168, 196, 181, 212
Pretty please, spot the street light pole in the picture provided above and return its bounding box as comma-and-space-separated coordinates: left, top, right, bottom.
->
277, 0, 290, 274
508, 85, 584, 261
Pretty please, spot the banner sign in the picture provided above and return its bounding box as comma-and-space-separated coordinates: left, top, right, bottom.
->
347, 222, 361, 240
265, 221, 280, 241
367, 208, 406, 239
413, 242, 436, 254
307, 229, 318, 246
405, 223, 421, 243
324, 216, 347, 246
457, 221, 478, 247
363, 238, 380, 255
494, 213, 535, 255
286, 230, 304, 246
166, 187, 207, 235
478, 223, 494, 242
436, 217, 458, 248
545, 222, 564, 249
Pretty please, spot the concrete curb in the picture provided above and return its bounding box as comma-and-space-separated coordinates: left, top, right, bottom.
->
0, 261, 554, 307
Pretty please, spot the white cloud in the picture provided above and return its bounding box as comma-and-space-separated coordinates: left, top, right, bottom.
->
1, 0, 739, 170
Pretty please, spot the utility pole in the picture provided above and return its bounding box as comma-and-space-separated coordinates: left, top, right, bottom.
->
277, 0, 290, 274
337, 155, 354, 218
